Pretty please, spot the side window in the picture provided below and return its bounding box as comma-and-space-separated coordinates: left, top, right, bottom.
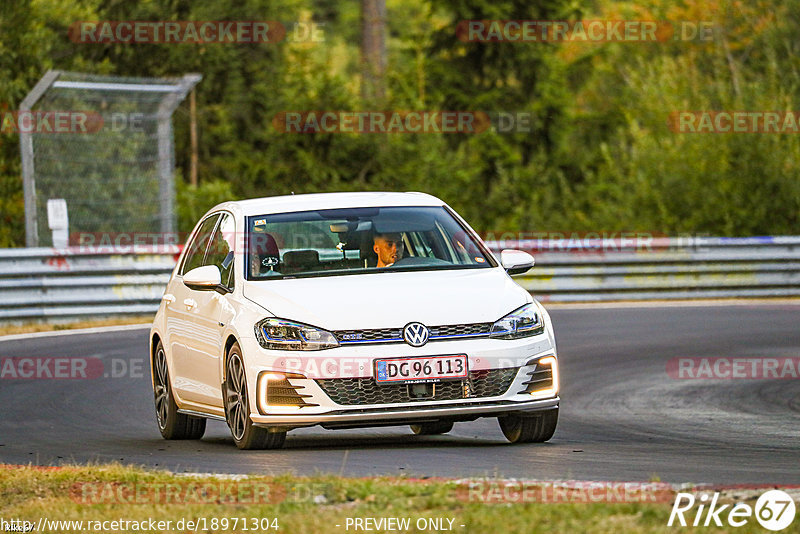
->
204, 213, 236, 288
180, 214, 220, 275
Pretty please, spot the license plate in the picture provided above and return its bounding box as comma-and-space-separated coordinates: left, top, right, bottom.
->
374, 354, 468, 384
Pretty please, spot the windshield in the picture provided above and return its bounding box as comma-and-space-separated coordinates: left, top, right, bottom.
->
246, 206, 495, 280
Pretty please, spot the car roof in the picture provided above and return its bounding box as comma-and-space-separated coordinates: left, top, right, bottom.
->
210, 191, 445, 218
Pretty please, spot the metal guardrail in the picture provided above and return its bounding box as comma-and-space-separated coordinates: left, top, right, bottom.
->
0, 246, 179, 321
1, 236, 799, 322
485, 236, 800, 302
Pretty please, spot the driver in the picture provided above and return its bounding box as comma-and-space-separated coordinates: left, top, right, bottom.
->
373, 232, 404, 268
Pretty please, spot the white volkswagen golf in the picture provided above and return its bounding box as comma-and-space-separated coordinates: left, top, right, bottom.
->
149, 192, 559, 449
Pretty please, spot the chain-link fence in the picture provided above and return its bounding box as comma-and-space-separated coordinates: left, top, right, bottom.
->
20, 70, 201, 247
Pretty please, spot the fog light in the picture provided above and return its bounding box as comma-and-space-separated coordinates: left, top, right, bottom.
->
262, 372, 286, 381
256, 371, 313, 413
529, 356, 559, 399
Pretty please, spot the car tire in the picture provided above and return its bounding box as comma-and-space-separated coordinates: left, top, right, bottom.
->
498, 409, 558, 444
152, 340, 206, 440
410, 421, 454, 435
224, 342, 287, 450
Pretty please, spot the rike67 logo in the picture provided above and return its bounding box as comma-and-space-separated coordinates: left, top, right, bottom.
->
669, 490, 796, 531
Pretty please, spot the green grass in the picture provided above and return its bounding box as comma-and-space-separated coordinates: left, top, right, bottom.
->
2, 464, 796, 533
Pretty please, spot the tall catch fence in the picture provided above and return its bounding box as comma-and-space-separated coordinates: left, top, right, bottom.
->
20, 70, 201, 247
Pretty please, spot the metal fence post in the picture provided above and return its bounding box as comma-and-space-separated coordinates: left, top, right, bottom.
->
20, 70, 61, 248
154, 74, 201, 239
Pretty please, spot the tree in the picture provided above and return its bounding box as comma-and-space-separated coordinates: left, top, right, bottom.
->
361, 0, 386, 102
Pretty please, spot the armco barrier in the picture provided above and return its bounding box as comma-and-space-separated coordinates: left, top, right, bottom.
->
484, 236, 800, 302
0, 237, 799, 322
0, 246, 180, 321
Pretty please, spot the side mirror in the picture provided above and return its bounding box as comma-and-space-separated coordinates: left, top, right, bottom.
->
183, 265, 230, 294
500, 249, 535, 275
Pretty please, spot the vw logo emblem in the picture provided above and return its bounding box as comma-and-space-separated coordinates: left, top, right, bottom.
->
403, 322, 430, 347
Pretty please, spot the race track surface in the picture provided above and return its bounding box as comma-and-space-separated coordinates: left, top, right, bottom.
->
1, 304, 798, 484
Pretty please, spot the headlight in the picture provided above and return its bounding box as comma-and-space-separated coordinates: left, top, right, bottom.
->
255, 318, 339, 350
489, 303, 544, 339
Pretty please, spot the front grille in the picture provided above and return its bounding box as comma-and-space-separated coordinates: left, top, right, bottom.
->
429, 323, 492, 338
316, 367, 519, 406
335, 327, 402, 343
333, 322, 492, 345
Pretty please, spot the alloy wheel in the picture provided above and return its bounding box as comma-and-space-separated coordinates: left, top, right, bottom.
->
226, 354, 248, 441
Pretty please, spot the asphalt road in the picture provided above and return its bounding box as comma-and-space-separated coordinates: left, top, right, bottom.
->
1, 304, 798, 484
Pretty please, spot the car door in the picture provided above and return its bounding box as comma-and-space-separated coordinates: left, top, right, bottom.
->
164, 213, 220, 405
188, 212, 238, 407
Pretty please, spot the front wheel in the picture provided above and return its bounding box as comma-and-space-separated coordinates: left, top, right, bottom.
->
224, 343, 286, 450
498, 409, 558, 443
152, 341, 206, 440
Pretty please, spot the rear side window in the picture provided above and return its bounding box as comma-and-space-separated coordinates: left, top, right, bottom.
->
180, 214, 220, 275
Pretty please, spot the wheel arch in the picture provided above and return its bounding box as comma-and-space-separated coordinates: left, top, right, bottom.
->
149, 331, 162, 387
151, 332, 162, 355
222, 334, 240, 381
224, 334, 239, 359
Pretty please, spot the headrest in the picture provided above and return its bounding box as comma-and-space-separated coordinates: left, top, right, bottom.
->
249, 232, 279, 256
360, 232, 378, 267
282, 249, 320, 269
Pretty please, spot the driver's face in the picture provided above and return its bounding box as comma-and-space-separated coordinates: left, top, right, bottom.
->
374, 233, 404, 267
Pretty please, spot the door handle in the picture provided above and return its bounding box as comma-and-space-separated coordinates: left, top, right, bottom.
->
163, 294, 175, 305
183, 298, 197, 310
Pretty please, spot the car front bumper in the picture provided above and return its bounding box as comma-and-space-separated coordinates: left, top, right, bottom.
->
240, 331, 559, 430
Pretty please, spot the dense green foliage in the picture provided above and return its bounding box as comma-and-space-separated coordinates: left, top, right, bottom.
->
1, 0, 798, 245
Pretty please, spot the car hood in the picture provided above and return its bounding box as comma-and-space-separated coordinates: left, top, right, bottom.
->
243, 267, 530, 330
